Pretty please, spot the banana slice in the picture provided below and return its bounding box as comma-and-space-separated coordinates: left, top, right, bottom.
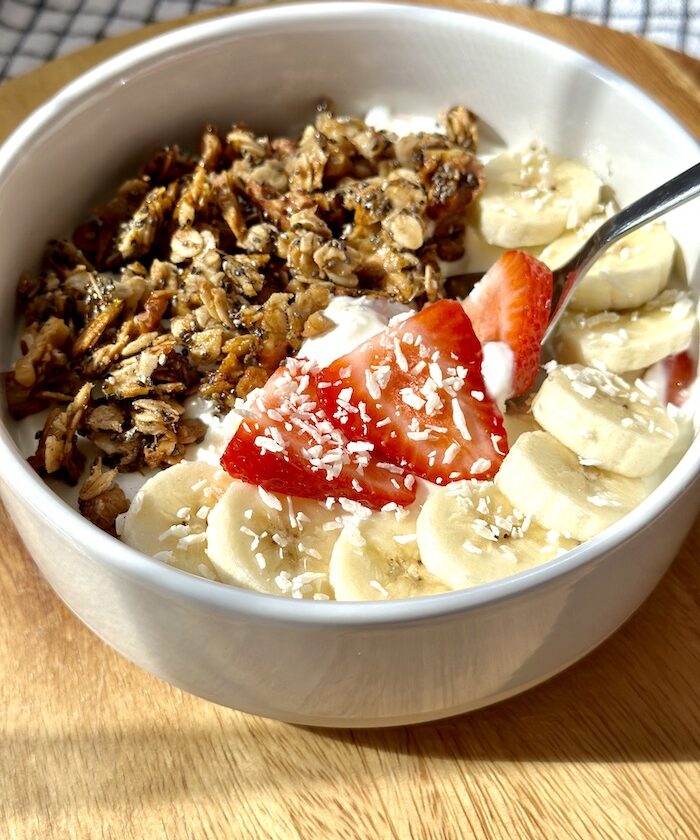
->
555, 289, 697, 374
532, 364, 678, 477
496, 431, 647, 541
643, 404, 697, 493
330, 510, 448, 600
206, 480, 341, 598
121, 460, 232, 579
540, 219, 675, 311
478, 146, 601, 248
416, 480, 577, 590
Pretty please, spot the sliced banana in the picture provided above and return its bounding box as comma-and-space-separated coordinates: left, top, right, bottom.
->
642, 403, 697, 493
478, 146, 601, 248
330, 510, 448, 601
121, 460, 232, 579
555, 289, 697, 374
416, 480, 577, 590
206, 480, 340, 598
496, 431, 647, 542
532, 364, 678, 477
540, 219, 675, 311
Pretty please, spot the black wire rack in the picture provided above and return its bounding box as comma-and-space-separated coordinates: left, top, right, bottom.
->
0, 0, 697, 82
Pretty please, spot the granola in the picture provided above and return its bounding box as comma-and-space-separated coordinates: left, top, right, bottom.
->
8, 104, 484, 532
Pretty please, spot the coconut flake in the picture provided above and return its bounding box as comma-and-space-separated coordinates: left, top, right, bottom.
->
451, 399, 471, 441
258, 486, 283, 511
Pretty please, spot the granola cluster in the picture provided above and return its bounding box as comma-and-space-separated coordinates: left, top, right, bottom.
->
8, 103, 484, 530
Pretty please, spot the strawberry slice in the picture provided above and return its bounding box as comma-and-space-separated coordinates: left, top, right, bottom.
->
220, 358, 416, 509
316, 299, 507, 483
462, 251, 553, 396
662, 351, 696, 407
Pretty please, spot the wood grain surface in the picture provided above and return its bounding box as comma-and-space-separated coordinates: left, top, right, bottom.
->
1, 3, 699, 838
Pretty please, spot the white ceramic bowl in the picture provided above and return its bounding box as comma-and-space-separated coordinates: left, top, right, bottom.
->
0, 2, 698, 727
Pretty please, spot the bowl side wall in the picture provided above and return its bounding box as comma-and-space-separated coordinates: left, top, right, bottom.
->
2, 470, 698, 725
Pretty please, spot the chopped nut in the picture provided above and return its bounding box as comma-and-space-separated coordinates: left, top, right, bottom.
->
287, 125, 328, 191
240, 223, 278, 254
221, 253, 268, 298
175, 165, 211, 228
14, 317, 71, 389
87, 404, 125, 433
226, 125, 270, 161
133, 290, 175, 334
199, 125, 224, 171
303, 310, 335, 338
72, 300, 124, 357
248, 159, 289, 194
186, 328, 224, 365
236, 366, 269, 397
443, 105, 479, 150
81, 321, 135, 377
118, 184, 178, 260
211, 171, 248, 241
287, 232, 325, 280
79, 458, 129, 535
140, 145, 196, 184
199, 280, 233, 327
28, 382, 92, 484
313, 239, 360, 287
289, 207, 332, 238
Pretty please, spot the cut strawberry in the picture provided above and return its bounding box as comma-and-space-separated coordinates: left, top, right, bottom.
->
462, 251, 553, 396
220, 358, 416, 509
317, 299, 508, 483
662, 351, 696, 407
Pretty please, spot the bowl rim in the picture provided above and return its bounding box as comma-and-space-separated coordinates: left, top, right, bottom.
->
1, 0, 699, 626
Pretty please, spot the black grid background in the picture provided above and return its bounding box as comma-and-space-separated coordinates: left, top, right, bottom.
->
0, 0, 698, 82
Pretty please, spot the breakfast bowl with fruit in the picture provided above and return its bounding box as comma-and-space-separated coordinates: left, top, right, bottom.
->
0, 2, 698, 726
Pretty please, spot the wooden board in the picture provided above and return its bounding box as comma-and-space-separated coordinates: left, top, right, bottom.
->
1, 3, 699, 838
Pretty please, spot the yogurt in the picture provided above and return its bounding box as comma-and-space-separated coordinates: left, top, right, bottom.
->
298, 296, 410, 367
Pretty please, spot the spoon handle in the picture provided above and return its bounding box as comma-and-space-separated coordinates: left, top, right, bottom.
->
543, 161, 700, 345
596, 161, 700, 249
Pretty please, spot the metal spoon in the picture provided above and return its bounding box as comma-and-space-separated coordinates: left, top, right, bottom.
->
541, 160, 700, 344
447, 161, 700, 347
